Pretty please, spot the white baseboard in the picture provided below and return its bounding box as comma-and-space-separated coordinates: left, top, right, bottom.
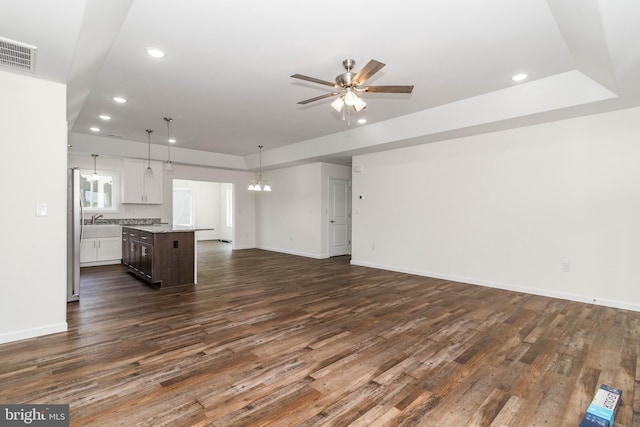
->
256, 245, 327, 259
0, 322, 68, 345
350, 259, 640, 313
81, 259, 122, 267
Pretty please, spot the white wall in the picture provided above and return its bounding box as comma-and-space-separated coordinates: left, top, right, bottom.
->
256, 163, 322, 257
256, 162, 351, 258
0, 71, 68, 343
219, 183, 234, 242
173, 179, 228, 241
68, 153, 163, 220
351, 106, 640, 311
320, 163, 352, 257
193, 180, 219, 241
69, 152, 255, 249
162, 165, 255, 250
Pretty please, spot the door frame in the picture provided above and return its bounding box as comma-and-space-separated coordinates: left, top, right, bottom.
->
328, 177, 352, 257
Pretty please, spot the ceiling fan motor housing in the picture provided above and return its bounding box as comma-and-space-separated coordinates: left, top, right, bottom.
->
336, 72, 356, 87
342, 58, 356, 70
292, 58, 413, 106
336, 59, 357, 87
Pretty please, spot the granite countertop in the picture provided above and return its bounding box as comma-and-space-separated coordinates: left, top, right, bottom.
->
123, 224, 214, 234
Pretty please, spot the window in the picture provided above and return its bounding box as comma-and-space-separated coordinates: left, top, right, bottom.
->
226, 188, 233, 228
173, 188, 193, 226
80, 170, 118, 212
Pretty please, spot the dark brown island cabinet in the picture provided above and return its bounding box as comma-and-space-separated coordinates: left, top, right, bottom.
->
122, 225, 198, 287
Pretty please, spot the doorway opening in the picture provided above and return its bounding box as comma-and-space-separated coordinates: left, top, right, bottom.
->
172, 179, 234, 245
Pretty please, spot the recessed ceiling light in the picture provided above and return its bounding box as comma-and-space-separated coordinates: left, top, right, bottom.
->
357, 118, 367, 124
168, 138, 176, 144
98, 114, 111, 120
90, 127, 100, 132
146, 48, 166, 58
512, 73, 528, 82
112, 96, 127, 103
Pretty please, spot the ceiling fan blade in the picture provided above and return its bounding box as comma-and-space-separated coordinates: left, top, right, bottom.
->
291, 74, 338, 88
353, 59, 385, 85
297, 92, 340, 105
362, 85, 414, 94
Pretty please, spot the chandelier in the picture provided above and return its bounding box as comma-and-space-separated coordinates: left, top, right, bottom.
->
248, 145, 271, 192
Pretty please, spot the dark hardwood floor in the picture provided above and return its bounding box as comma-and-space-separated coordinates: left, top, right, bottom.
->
1, 241, 639, 426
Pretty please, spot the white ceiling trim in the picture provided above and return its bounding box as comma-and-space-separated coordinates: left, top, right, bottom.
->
249, 70, 617, 169
69, 133, 247, 170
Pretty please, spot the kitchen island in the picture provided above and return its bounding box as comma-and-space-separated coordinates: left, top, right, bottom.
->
122, 225, 209, 288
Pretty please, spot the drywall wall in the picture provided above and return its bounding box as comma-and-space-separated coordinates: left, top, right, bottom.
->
255, 162, 351, 258
0, 71, 68, 343
162, 165, 255, 249
173, 179, 229, 241
69, 152, 255, 249
219, 183, 234, 242
68, 153, 163, 220
320, 163, 353, 257
256, 163, 323, 257
351, 106, 640, 311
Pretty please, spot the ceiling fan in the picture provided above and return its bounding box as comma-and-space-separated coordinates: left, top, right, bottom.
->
291, 59, 414, 113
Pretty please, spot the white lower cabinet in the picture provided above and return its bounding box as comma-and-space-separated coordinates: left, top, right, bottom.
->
80, 237, 123, 265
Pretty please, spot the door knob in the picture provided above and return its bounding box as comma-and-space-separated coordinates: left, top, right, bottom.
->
330, 220, 336, 223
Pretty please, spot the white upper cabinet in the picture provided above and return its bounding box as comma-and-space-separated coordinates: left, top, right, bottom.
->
121, 159, 163, 204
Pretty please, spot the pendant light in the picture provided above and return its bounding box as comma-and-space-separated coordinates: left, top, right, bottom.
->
163, 117, 174, 173
248, 145, 271, 192
145, 129, 154, 176
91, 154, 99, 181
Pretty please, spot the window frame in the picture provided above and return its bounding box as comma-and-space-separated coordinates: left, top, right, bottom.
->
173, 187, 194, 227
79, 168, 120, 213
225, 188, 233, 228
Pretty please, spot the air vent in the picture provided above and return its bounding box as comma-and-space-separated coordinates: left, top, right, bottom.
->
0, 37, 36, 72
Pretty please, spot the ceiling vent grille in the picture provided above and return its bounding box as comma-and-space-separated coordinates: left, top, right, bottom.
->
0, 37, 36, 72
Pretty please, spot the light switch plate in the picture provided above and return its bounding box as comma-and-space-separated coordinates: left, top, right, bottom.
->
36, 203, 47, 217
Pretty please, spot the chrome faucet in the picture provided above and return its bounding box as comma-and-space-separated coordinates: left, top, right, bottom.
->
91, 214, 103, 224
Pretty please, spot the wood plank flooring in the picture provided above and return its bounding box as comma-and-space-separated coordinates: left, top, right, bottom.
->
1, 241, 639, 426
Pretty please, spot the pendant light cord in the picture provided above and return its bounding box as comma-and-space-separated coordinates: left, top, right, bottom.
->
145, 129, 154, 175
146, 129, 152, 168
164, 117, 172, 163
258, 145, 263, 184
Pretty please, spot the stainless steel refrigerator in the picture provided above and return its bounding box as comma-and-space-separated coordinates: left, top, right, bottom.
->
67, 168, 82, 302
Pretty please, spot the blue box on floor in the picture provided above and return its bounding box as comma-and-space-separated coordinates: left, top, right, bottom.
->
579, 412, 609, 427
584, 384, 622, 427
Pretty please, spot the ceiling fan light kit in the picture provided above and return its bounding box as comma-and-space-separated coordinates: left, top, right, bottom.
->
330, 97, 345, 112
292, 58, 413, 114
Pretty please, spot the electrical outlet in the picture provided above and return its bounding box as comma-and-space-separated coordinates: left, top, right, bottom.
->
371, 243, 375, 251
562, 262, 571, 273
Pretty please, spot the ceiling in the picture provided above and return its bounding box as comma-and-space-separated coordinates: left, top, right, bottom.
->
2, 0, 640, 170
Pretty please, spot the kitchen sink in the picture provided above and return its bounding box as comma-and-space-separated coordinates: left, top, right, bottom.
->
83, 224, 121, 238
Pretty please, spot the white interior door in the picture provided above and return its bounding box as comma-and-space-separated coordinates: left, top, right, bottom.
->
329, 178, 351, 257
